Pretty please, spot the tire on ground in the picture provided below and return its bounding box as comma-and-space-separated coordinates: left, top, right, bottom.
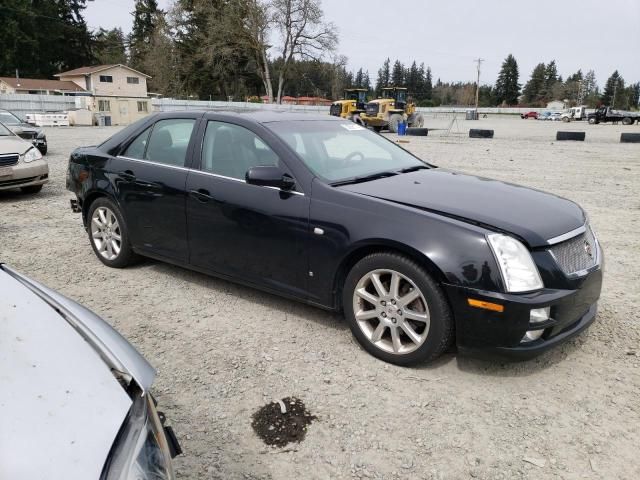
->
87, 197, 137, 268
556, 131, 585, 141
620, 133, 640, 143
388, 114, 403, 133
469, 129, 494, 138
622, 117, 633, 125
406, 127, 428, 136
342, 252, 454, 366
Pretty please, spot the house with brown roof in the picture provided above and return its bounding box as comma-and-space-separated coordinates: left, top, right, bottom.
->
0, 77, 85, 95
54, 64, 152, 125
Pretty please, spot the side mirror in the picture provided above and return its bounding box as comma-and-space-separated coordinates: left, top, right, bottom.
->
246, 166, 295, 191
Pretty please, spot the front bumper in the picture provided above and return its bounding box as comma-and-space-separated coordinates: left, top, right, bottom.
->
443, 265, 603, 359
0, 159, 49, 190
361, 115, 386, 127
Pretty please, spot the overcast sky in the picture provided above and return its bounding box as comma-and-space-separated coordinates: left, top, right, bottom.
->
84, 0, 640, 87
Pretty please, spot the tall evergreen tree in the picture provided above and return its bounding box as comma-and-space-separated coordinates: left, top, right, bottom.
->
130, 0, 160, 70
391, 60, 404, 87
522, 63, 546, 105
601, 70, 624, 107
540, 60, 558, 100
375, 58, 391, 95
494, 54, 520, 105
628, 82, 640, 109
423, 65, 433, 100
93, 28, 127, 65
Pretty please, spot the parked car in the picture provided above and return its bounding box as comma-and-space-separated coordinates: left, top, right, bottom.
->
549, 112, 563, 121
67, 112, 603, 365
0, 109, 47, 154
537, 112, 551, 121
0, 263, 181, 479
0, 121, 49, 194
520, 111, 538, 119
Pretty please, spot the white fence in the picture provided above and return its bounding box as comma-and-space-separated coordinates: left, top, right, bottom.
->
1, 93, 557, 119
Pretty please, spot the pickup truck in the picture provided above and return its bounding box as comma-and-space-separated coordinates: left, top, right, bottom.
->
520, 111, 538, 119
587, 107, 639, 125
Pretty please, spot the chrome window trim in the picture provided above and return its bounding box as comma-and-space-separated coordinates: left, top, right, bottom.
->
115, 156, 305, 196
546, 225, 586, 245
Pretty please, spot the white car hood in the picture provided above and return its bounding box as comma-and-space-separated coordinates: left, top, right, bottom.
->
0, 271, 132, 480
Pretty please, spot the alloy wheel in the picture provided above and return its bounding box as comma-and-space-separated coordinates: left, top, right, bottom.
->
91, 206, 122, 261
352, 269, 430, 354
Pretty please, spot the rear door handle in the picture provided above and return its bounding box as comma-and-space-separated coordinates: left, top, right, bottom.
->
189, 188, 212, 202
119, 170, 136, 181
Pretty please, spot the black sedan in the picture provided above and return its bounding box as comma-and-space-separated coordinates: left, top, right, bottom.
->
0, 109, 47, 155
66, 111, 603, 365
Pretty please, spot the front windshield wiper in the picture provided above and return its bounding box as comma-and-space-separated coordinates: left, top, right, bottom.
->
331, 170, 398, 186
397, 165, 429, 174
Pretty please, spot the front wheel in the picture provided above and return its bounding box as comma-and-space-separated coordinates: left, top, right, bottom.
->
87, 198, 136, 268
588, 117, 597, 124
343, 252, 454, 365
388, 114, 403, 133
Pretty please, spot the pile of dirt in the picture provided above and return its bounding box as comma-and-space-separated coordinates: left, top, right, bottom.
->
251, 397, 316, 448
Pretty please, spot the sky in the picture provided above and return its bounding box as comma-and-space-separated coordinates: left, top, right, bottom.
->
84, 0, 640, 87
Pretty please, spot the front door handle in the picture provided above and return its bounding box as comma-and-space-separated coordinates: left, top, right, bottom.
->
189, 188, 212, 202
119, 170, 136, 181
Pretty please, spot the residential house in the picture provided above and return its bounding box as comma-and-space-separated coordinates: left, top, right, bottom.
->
55, 64, 152, 125
0, 77, 85, 95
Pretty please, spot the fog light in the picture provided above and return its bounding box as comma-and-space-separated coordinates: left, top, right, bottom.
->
530, 307, 550, 324
521, 329, 544, 343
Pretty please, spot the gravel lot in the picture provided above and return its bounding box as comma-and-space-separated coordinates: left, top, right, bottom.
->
2, 115, 639, 479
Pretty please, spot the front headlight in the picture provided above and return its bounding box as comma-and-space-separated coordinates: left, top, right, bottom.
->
487, 234, 543, 292
23, 147, 42, 163
102, 394, 175, 480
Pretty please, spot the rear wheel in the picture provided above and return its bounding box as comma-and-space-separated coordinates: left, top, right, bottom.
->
87, 198, 136, 268
343, 252, 454, 365
622, 117, 633, 125
388, 114, 403, 133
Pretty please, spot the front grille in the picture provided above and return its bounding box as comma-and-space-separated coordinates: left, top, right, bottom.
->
365, 103, 379, 116
0, 154, 19, 167
0, 176, 36, 187
549, 226, 598, 276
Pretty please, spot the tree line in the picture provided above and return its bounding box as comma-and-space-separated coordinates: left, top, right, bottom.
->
1, 1, 638, 109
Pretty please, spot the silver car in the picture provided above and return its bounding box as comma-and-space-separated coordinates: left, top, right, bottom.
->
0, 121, 49, 193
0, 264, 181, 479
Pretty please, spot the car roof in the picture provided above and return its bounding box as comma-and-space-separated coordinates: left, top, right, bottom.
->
156, 109, 343, 124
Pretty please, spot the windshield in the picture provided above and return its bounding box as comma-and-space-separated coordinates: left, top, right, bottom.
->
396, 91, 407, 103
0, 122, 13, 136
267, 120, 428, 183
0, 111, 21, 125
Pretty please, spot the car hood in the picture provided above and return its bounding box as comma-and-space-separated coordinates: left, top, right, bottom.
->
337, 168, 585, 247
0, 266, 153, 480
8, 122, 42, 134
0, 135, 32, 155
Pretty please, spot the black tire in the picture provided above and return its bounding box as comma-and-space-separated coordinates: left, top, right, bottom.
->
469, 129, 494, 138
343, 252, 454, 366
562, 116, 570, 123
588, 117, 597, 125
620, 133, 640, 143
86, 197, 136, 268
38, 145, 47, 155
20, 184, 43, 194
406, 127, 428, 136
622, 117, 633, 126
388, 114, 403, 133
556, 131, 585, 141
372, 126, 383, 132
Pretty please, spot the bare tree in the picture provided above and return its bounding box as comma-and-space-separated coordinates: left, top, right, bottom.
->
271, 0, 337, 103
244, 0, 274, 103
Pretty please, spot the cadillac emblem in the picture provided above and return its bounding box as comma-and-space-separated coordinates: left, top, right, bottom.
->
584, 240, 593, 259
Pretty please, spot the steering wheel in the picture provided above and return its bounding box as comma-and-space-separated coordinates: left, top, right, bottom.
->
344, 151, 365, 164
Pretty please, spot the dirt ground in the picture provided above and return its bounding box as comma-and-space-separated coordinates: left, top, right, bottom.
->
1, 115, 639, 479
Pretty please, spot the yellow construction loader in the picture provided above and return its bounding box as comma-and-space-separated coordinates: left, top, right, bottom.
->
329, 88, 367, 124
360, 87, 424, 132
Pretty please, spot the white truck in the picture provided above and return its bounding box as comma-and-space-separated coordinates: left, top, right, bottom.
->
560, 106, 589, 122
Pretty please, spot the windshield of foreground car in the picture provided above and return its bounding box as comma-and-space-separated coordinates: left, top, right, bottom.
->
267, 120, 429, 183
0, 122, 13, 136
0, 111, 21, 125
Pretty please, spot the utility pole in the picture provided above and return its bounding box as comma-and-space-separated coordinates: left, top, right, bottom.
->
474, 58, 484, 115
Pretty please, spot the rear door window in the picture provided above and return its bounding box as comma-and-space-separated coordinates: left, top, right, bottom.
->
144, 119, 196, 167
